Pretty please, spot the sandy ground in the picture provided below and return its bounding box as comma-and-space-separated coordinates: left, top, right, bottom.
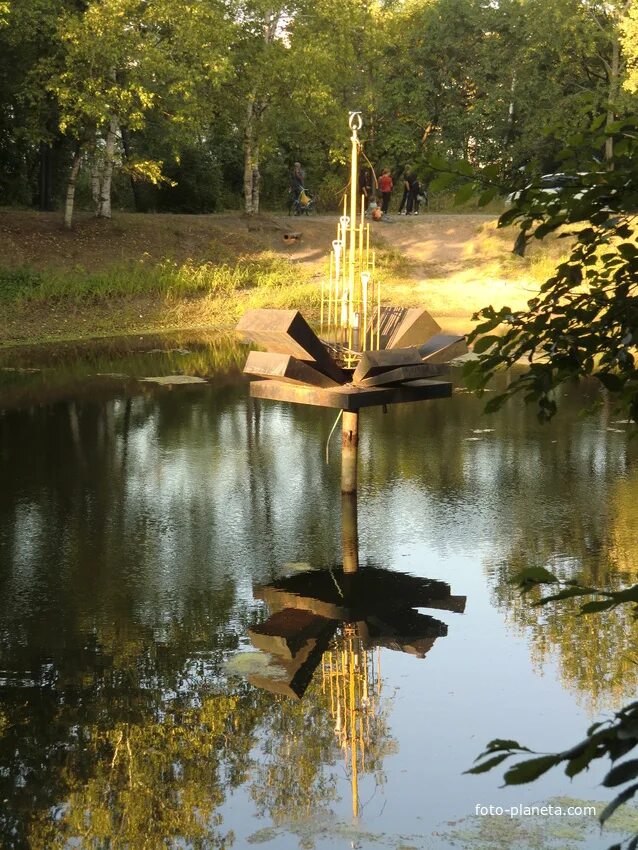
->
264, 213, 540, 335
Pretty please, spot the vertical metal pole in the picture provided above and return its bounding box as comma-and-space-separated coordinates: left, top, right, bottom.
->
341, 410, 359, 495
349, 127, 358, 310
342, 492, 359, 573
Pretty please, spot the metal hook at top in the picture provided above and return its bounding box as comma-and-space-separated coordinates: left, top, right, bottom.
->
348, 112, 363, 132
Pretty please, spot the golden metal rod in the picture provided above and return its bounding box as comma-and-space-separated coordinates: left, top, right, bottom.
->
362, 273, 368, 353
327, 251, 334, 332
350, 642, 359, 820
376, 279, 381, 351
348, 128, 358, 330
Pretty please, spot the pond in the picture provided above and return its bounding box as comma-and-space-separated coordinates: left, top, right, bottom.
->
1, 332, 638, 850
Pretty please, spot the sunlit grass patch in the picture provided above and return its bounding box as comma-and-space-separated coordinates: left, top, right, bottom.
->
0, 252, 313, 304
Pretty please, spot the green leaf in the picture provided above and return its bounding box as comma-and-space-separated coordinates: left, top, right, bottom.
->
579, 599, 616, 614
455, 159, 474, 177
454, 182, 475, 205
478, 187, 498, 207
603, 760, 638, 788
483, 738, 530, 752
464, 753, 512, 775
595, 372, 624, 392
504, 755, 560, 785
565, 742, 598, 778
472, 335, 500, 354
429, 172, 457, 192
600, 782, 638, 825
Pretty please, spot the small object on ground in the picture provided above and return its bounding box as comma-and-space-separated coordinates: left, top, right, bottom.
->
283, 231, 302, 243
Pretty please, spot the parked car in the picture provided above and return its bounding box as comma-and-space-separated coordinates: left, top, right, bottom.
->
505, 173, 586, 205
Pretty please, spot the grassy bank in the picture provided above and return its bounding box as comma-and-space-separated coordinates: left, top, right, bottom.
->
0, 209, 565, 347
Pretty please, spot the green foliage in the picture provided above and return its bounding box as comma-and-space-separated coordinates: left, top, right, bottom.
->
469, 564, 638, 846
464, 115, 638, 423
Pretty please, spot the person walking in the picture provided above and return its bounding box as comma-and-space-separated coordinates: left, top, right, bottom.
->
289, 161, 305, 201
379, 168, 393, 215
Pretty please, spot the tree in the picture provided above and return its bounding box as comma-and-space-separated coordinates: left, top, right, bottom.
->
464, 115, 638, 422
621, 0, 638, 93
45, 0, 232, 226
461, 110, 638, 846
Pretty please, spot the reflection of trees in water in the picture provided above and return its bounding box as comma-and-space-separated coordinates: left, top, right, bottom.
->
0, 616, 396, 849
0, 588, 254, 849
489, 464, 638, 712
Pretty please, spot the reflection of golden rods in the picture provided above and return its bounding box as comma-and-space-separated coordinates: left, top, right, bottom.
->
327, 251, 333, 334
361, 272, 370, 352
359, 194, 365, 268
373, 250, 380, 350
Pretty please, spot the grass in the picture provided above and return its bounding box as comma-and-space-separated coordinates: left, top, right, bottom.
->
0, 207, 571, 346
0, 253, 312, 303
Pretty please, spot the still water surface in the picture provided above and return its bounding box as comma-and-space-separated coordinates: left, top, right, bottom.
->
1, 333, 638, 849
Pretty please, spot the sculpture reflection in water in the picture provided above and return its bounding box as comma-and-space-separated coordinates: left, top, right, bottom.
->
243, 494, 467, 819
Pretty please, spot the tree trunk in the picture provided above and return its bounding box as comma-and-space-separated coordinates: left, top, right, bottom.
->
96, 116, 118, 218
504, 71, 517, 148
251, 143, 260, 214
91, 150, 101, 212
243, 99, 256, 214
64, 147, 83, 230
242, 12, 280, 214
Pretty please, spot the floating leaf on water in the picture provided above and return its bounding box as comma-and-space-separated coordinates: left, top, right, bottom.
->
465, 437, 482, 441
224, 651, 288, 680
472, 428, 495, 433
141, 375, 207, 385
282, 561, 314, 573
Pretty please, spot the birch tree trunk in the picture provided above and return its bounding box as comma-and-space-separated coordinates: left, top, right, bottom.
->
252, 143, 260, 214
64, 147, 83, 230
96, 116, 119, 218
242, 10, 280, 214
243, 100, 256, 214
91, 151, 101, 212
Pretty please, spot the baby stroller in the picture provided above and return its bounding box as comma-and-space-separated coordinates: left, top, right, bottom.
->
289, 187, 316, 215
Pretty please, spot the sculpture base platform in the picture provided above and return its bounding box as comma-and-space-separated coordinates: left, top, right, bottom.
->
249, 377, 452, 411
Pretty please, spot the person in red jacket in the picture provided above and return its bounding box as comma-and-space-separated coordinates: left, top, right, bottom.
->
379, 168, 393, 214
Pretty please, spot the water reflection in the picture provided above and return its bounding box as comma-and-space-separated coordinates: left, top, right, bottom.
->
241, 498, 466, 820
1, 335, 638, 847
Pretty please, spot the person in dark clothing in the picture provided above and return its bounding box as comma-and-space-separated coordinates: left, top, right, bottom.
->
398, 168, 414, 214
359, 166, 373, 209
407, 175, 421, 215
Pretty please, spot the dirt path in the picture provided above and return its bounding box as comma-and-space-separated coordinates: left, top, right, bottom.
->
266, 213, 543, 335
